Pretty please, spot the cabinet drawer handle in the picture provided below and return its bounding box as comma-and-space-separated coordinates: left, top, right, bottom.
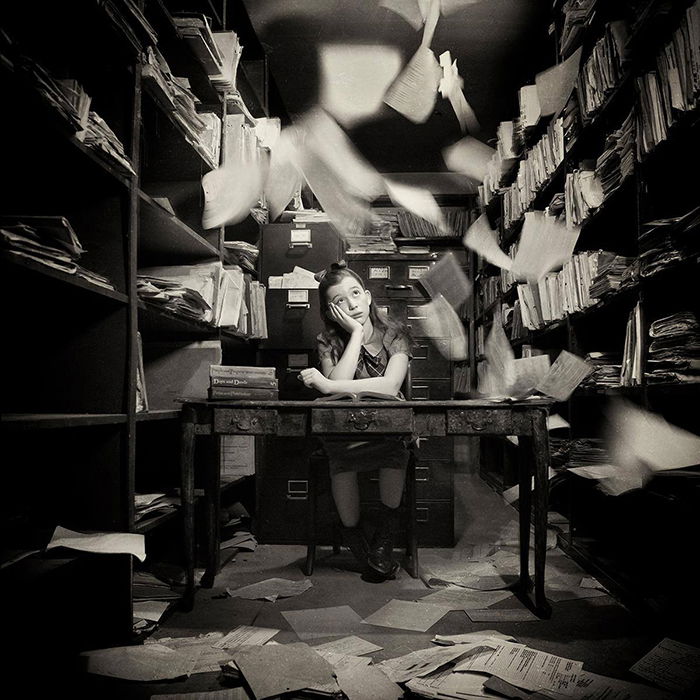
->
231, 417, 258, 431
347, 410, 377, 431
288, 241, 312, 248
385, 284, 411, 290
285, 302, 310, 309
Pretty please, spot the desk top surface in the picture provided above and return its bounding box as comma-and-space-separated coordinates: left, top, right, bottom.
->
183, 398, 552, 410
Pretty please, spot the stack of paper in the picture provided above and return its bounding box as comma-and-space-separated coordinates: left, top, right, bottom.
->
595, 109, 636, 198
646, 311, 700, 384
134, 493, 179, 523
210, 31, 242, 92
589, 252, 637, 297
559, 0, 598, 58
172, 13, 224, 75
581, 351, 623, 388
565, 168, 604, 227
638, 206, 700, 277
80, 110, 136, 175
621, 301, 643, 386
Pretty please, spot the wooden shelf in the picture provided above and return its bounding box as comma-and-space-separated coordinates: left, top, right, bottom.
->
137, 301, 220, 339
135, 409, 182, 422
134, 507, 181, 534
138, 190, 220, 263
1, 253, 128, 304
2, 413, 128, 429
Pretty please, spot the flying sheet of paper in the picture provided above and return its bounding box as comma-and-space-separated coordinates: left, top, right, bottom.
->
548, 413, 570, 430
418, 586, 512, 610
414, 294, 468, 361
386, 179, 447, 232
630, 638, 700, 694
418, 251, 472, 308
380, 0, 482, 30
46, 526, 146, 562
439, 51, 480, 133
502, 468, 557, 504
383, 45, 442, 124
363, 599, 449, 632
282, 605, 365, 640
454, 641, 584, 694
482, 319, 515, 398
377, 642, 500, 683
225, 578, 312, 602
264, 130, 302, 221
567, 465, 620, 480
511, 212, 580, 283
463, 213, 512, 269
232, 642, 336, 700
80, 644, 197, 681
509, 354, 552, 398
313, 636, 383, 657
535, 350, 592, 401
319, 44, 402, 127
443, 136, 495, 182
213, 625, 280, 650
536, 47, 583, 117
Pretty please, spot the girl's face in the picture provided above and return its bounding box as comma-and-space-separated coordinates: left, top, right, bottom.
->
325, 275, 372, 325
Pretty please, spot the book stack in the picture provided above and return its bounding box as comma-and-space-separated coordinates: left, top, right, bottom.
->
208, 365, 279, 400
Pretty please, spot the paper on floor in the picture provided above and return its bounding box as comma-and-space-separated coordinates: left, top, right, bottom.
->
80, 644, 197, 681
362, 599, 449, 632
417, 586, 512, 610
225, 578, 312, 602
151, 687, 253, 699
282, 604, 365, 640
407, 666, 493, 698
213, 625, 280, 649
466, 607, 539, 622
312, 635, 382, 656
630, 638, 700, 695
336, 662, 404, 700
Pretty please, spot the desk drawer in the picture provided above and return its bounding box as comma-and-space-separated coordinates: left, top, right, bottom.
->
312, 407, 413, 434
214, 409, 278, 434
447, 409, 531, 435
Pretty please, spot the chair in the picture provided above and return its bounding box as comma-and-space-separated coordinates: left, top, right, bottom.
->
303, 372, 418, 578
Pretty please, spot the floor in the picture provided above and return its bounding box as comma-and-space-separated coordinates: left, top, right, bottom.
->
70, 473, 676, 698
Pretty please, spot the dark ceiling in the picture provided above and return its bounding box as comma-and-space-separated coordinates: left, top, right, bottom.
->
242, 0, 553, 174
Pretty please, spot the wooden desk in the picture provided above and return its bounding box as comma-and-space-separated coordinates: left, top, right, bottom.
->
180, 398, 552, 617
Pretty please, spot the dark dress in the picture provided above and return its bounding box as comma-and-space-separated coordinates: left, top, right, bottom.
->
316, 325, 412, 475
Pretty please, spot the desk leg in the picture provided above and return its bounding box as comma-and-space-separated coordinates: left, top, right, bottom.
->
517, 433, 533, 598
404, 450, 418, 578
531, 409, 552, 618
201, 434, 221, 589
180, 406, 196, 609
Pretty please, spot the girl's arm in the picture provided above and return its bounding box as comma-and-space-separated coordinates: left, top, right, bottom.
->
301, 353, 409, 396
322, 328, 363, 380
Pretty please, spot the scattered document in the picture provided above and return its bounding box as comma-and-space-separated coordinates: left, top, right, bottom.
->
443, 136, 495, 183
386, 179, 447, 233
454, 641, 584, 695
220, 531, 257, 551
418, 586, 512, 610
510, 355, 552, 398
536, 350, 593, 401
630, 638, 700, 695
152, 688, 251, 700
282, 605, 365, 640
463, 213, 513, 269
536, 47, 583, 117
407, 667, 492, 698
418, 251, 472, 309
363, 599, 448, 632
539, 669, 677, 700
225, 578, 312, 602
213, 625, 280, 650
232, 642, 335, 700
432, 631, 517, 646
438, 51, 480, 133
384, 45, 442, 124
133, 600, 171, 623
313, 635, 382, 657
466, 607, 539, 622
80, 644, 197, 681
46, 526, 146, 562
414, 294, 468, 361
336, 662, 404, 700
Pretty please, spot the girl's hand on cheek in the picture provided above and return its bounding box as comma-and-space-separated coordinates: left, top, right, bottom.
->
327, 302, 363, 334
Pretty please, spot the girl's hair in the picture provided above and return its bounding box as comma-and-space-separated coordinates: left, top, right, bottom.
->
315, 261, 411, 363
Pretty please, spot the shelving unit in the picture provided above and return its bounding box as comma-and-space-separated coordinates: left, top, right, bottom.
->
0, 0, 280, 660
469, 0, 699, 631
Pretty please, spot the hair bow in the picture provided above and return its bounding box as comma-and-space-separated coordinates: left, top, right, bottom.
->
313, 260, 347, 283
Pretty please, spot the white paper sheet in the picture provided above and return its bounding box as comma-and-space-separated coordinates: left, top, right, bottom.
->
282, 605, 365, 640
536, 47, 583, 117
80, 644, 197, 681
443, 136, 495, 182
362, 599, 449, 632
414, 294, 468, 361
312, 635, 383, 656
386, 179, 447, 233
418, 586, 513, 610
225, 578, 312, 602
536, 350, 593, 401
46, 526, 146, 562
213, 625, 280, 650
630, 638, 700, 694
463, 212, 513, 269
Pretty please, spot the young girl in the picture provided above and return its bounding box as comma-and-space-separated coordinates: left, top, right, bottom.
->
298, 261, 412, 579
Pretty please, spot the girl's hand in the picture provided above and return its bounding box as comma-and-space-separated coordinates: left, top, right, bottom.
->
327, 302, 363, 334
298, 367, 331, 393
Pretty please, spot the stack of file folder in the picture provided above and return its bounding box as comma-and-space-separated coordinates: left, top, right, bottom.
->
581, 351, 623, 388
134, 493, 180, 524
595, 109, 636, 198
639, 206, 700, 277
589, 253, 637, 297
172, 13, 224, 75
647, 311, 700, 384
559, 0, 598, 59
80, 110, 135, 175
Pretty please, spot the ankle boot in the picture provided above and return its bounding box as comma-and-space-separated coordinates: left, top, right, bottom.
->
341, 526, 369, 567
368, 504, 399, 577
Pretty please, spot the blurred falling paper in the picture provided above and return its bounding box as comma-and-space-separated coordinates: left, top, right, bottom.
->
439, 51, 480, 133
381, 0, 482, 30
385, 179, 447, 233
536, 47, 583, 117
415, 294, 467, 361
264, 129, 302, 221
509, 355, 551, 398
442, 136, 495, 182
463, 213, 512, 269
418, 251, 472, 309
384, 45, 442, 124
511, 212, 580, 282
480, 319, 515, 398
202, 157, 267, 229
535, 350, 592, 401
319, 44, 402, 128
603, 399, 700, 495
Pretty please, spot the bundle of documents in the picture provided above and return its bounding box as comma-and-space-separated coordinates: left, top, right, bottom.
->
79, 110, 136, 175
134, 493, 180, 523
210, 30, 242, 92
0, 215, 116, 290
480, 120, 521, 202
577, 21, 628, 120
621, 302, 643, 386
132, 571, 181, 601
639, 206, 700, 277
268, 265, 319, 289
102, 0, 158, 49
55, 78, 91, 133
396, 207, 473, 238
503, 118, 564, 228
559, 0, 598, 58
595, 108, 636, 197
172, 13, 224, 75
581, 351, 623, 388
171, 77, 220, 168
562, 89, 581, 149
223, 240, 259, 275
478, 275, 501, 312
646, 311, 700, 384
566, 438, 611, 472
517, 84, 541, 131
209, 365, 278, 401
589, 252, 637, 297
564, 168, 604, 227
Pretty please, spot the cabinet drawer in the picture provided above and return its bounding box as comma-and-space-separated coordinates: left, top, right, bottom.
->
214, 409, 278, 434
257, 349, 319, 400
352, 260, 434, 298
363, 499, 454, 547
411, 339, 452, 378
410, 379, 452, 401
447, 409, 532, 435
415, 436, 453, 460
311, 407, 413, 434
360, 460, 454, 500
263, 289, 322, 349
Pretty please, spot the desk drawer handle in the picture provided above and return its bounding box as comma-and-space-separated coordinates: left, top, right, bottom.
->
348, 410, 377, 431
230, 417, 259, 431
466, 420, 485, 431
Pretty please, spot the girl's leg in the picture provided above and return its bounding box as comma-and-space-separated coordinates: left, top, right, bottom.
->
331, 471, 360, 527
368, 467, 407, 577
378, 466, 406, 508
